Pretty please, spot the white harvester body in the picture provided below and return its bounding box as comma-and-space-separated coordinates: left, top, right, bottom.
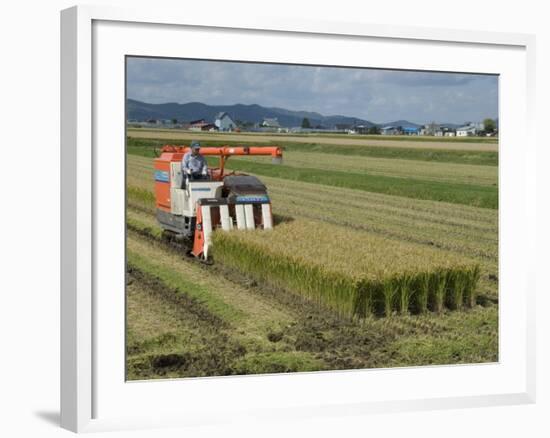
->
154, 145, 282, 260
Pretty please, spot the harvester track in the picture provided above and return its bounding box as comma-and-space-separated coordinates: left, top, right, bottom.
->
126, 220, 354, 321
161, 230, 215, 264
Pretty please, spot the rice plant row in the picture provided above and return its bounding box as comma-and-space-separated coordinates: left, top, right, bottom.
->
212, 219, 481, 319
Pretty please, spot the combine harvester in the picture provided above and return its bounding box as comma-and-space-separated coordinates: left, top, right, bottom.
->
154, 144, 283, 261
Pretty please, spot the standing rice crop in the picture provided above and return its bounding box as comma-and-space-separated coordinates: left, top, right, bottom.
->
463, 265, 482, 308
212, 218, 480, 319
413, 273, 430, 314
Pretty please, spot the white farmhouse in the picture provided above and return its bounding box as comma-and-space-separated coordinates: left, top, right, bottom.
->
380, 126, 398, 135
261, 118, 281, 128
456, 125, 477, 137
456, 122, 484, 137
214, 112, 237, 131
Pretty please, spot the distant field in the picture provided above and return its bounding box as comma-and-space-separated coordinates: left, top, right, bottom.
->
127, 136, 498, 166
223, 159, 497, 209
240, 151, 498, 186
128, 139, 497, 208
127, 128, 498, 152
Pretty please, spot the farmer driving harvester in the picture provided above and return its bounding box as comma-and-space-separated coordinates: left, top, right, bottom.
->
181, 140, 208, 187
155, 142, 283, 260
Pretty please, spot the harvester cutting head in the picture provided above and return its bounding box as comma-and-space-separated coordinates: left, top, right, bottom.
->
153, 144, 283, 260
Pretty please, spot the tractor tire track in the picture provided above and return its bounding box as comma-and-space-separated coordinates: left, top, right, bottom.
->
126, 266, 247, 379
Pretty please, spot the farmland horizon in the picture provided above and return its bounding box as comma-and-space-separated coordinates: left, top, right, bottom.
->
126, 98, 497, 128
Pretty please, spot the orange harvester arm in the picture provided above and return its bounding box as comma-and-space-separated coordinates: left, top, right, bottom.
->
161, 144, 283, 176
161, 144, 282, 157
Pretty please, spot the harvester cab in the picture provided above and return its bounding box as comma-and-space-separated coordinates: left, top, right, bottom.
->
154, 144, 283, 260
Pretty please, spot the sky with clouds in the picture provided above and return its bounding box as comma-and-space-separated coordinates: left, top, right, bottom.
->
126, 57, 498, 125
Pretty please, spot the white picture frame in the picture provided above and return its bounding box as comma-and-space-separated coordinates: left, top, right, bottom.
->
60, 5, 536, 433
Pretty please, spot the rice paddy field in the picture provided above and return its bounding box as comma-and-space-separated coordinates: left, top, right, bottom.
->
125, 130, 499, 380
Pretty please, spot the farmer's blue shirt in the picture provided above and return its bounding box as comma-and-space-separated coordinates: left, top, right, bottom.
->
181, 151, 208, 174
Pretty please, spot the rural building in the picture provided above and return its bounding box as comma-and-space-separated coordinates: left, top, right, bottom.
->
261, 118, 281, 128
214, 112, 237, 131
402, 126, 419, 135
421, 122, 440, 136
352, 124, 370, 134
380, 126, 399, 135
473, 122, 485, 131
189, 118, 206, 127
434, 125, 456, 137
189, 119, 218, 131
456, 122, 483, 136
456, 125, 477, 136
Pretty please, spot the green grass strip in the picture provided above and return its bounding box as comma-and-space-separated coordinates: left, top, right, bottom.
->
127, 215, 163, 239
231, 351, 326, 374
127, 185, 156, 212
127, 137, 498, 166
280, 143, 497, 166
127, 250, 245, 323
223, 159, 498, 209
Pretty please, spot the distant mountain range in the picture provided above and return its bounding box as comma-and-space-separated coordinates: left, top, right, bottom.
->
127, 99, 456, 129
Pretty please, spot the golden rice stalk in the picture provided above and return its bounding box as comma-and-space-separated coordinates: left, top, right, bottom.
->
212, 218, 479, 319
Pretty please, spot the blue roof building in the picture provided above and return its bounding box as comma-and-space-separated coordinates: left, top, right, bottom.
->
402, 126, 419, 135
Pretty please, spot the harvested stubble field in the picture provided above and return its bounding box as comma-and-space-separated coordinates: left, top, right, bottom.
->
125, 133, 499, 379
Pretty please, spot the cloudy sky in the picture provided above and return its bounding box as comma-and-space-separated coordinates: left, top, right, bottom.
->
126, 57, 498, 125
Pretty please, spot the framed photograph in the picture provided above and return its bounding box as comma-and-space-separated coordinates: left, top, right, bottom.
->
61, 5, 536, 433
